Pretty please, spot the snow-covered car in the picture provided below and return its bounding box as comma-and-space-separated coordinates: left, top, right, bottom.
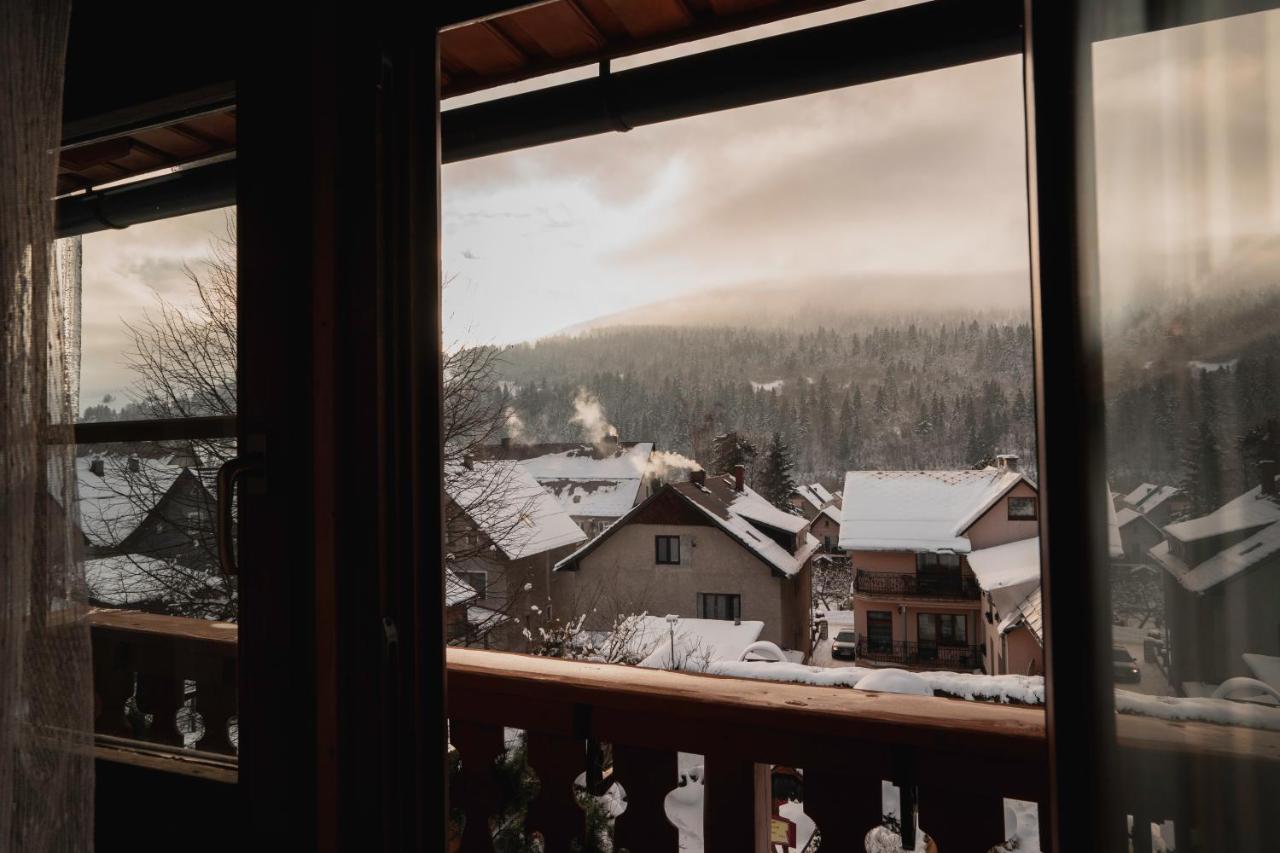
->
831, 630, 858, 660
1112, 646, 1141, 683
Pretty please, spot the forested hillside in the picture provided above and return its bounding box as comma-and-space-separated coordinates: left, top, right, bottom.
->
494, 318, 1039, 488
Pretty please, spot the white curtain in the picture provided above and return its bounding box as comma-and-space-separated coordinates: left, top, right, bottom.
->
1, 0, 93, 850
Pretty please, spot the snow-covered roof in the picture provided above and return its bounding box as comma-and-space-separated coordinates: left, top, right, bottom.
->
838, 468, 1030, 552
967, 536, 1040, 592
792, 482, 834, 513
445, 568, 479, 607
636, 617, 765, 668
1115, 507, 1140, 528
556, 474, 817, 577
1164, 482, 1280, 543
819, 505, 841, 525
501, 442, 654, 519
76, 455, 185, 548
997, 585, 1043, 643
1123, 483, 1180, 515
446, 461, 587, 561
84, 554, 185, 606
1152, 517, 1280, 593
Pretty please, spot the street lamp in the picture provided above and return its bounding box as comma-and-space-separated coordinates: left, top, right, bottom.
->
665, 614, 680, 669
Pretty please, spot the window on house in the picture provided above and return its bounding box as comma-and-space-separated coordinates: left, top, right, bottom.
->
655, 535, 681, 565
866, 611, 894, 651
916, 553, 962, 573
1008, 496, 1038, 520
457, 571, 487, 599
918, 613, 967, 647
697, 593, 741, 621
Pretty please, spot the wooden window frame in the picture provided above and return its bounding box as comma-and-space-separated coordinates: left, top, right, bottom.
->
655, 535, 681, 565
1008, 496, 1038, 521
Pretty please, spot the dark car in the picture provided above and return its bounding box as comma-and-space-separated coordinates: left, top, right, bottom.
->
1112, 646, 1141, 683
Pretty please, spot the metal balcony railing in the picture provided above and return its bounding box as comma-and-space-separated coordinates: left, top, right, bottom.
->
855, 637, 983, 670
854, 568, 982, 600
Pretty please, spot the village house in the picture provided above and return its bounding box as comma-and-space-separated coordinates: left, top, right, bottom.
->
967, 537, 1044, 676
553, 466, 818, 652
1149, 461, 1280, 693
77, 451, 219, 609
790, 482, 843, 551
1119, 482, 1188, 527
839, 454, 1039, 671
479, 436, 656, 537
444, 459, 587, 650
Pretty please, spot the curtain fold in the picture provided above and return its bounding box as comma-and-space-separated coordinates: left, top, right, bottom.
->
1, 0, 93, 850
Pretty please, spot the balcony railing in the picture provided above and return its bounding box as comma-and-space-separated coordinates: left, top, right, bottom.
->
89, 609, 1280, 852
856, 638, 983, 670
855, 568, 982, 600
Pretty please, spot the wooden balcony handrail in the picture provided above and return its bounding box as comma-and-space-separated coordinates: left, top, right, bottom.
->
89, 610, 1280, 852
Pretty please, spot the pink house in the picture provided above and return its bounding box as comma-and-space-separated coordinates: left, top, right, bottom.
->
838, 455, 1039, 672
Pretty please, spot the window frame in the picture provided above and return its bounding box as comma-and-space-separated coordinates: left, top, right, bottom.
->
697, 592, 741, 621
1008, 496, 1038, 521
655, 534, 681, 565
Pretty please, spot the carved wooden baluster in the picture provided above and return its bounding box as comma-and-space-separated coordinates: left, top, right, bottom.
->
91, 634, 132, 738
611, 742, 678, 852
702, 754, 768, 853
194, 658, 238, 754
803, 767, 884, 852
451, 720, 505, 853
135, 670, 184, 747
918, 784, 1007, 853
525, 731, 586, 852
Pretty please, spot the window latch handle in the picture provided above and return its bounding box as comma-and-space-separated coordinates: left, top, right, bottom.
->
216, 453, 263, 576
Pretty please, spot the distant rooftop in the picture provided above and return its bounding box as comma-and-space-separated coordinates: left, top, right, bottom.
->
839, 466, 1031, 553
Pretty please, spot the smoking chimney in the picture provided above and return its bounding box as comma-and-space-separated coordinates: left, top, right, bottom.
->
1260, 460, 1278, 497
89, 458, 105, 477
733, 464, 745, 492
690, 469, 706, 487
996, 454, 1019, 473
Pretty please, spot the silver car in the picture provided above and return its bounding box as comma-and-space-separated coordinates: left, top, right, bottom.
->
831, 629, 858, 660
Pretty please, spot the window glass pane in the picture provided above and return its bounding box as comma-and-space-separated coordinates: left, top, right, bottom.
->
1090, 4, 1280, 846
80, 208, 236, 421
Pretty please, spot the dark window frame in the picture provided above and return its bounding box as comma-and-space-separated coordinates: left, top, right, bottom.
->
697, 592, 741, 621
1008, 496, 1039, 521
655, 534, 681, 565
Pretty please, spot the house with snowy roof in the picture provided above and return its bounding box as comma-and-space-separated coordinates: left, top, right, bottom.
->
838, 454, 1039, 671
789, 482, 843, 551
967, 537, 1043, 676
479, 436, 657, 537
1150, 461, 1280, 691
77, 452, 219, 610
444, 459, 587, 650
552, 465, 818, 651
1119, 482, 1187, 527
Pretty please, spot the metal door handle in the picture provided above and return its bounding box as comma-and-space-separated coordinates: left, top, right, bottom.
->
216, 454, 262, 576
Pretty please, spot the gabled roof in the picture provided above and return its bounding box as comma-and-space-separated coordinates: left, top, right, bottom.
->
1123, 483, 1180, 514
1164, 481, 1280, 543
445, 568, 480, 607
446, 461, 587, 561
792, 482, 835, 513
998, 586, 1043, 643
76, 455, 187, 548
556, 474, 817, 578
967, 536, 1040, 592
482, 441, 654, 519
1152, 515, 1280, 593
838, 467, 1032, 553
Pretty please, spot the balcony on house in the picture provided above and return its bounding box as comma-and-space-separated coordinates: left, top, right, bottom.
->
854, 637, 983, 670
853, 567, 983, 601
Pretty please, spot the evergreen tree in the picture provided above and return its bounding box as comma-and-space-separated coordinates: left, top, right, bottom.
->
1181, 419, 1225, 515
757, 431, 798, 508
712, 430, 758, 475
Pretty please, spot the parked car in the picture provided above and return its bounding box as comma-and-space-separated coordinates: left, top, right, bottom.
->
831, 630, 857, 660
1112, 646, 1141, 683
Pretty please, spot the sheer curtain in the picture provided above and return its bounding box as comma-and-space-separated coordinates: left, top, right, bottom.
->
1, 0, 93, 850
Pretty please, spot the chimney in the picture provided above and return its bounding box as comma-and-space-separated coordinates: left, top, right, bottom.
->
996, 454, 1019, 473
1260, 460, 1278, 497
689, 469, 706, 487
89, 458, 105, 478
127, 455, 140, 473
733, 464, 745, 492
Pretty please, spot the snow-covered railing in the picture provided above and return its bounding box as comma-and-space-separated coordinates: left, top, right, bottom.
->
854, 568, 982, 600
89, 608, 238, 756
448, 647, 1047, 852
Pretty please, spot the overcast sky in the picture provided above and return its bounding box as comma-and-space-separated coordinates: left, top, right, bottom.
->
77, 4, 1280, 409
